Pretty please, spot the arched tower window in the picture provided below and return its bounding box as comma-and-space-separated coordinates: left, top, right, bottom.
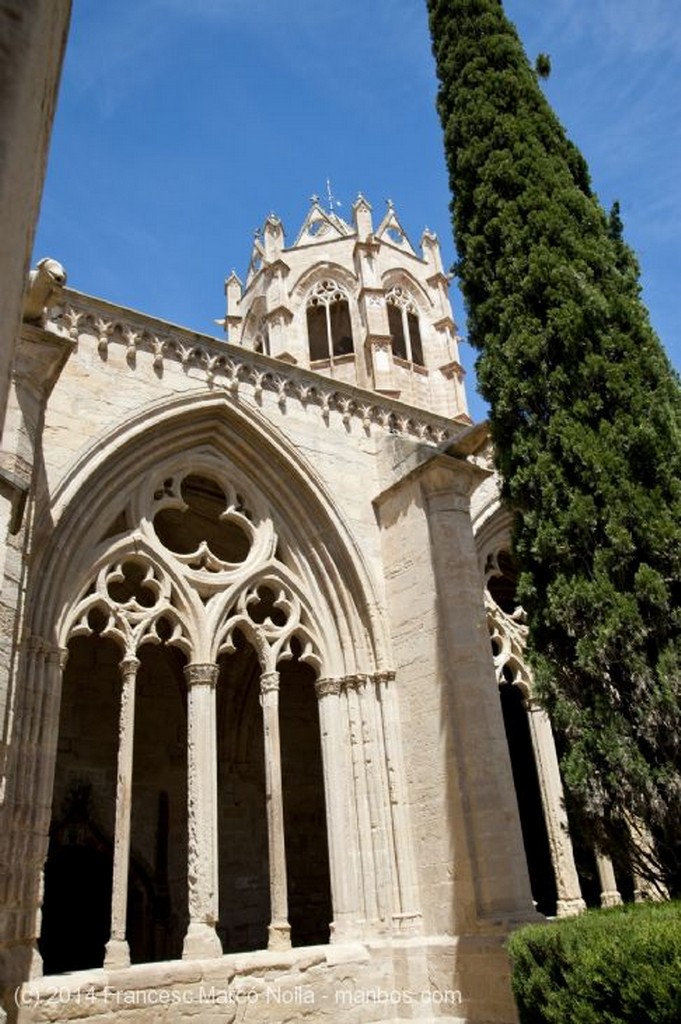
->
243, 304, 270, 356
306, 279, 354, 362
386, 286, 424, 366
253, 318, 270, 356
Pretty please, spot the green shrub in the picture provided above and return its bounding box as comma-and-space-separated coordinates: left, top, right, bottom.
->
507, 902, 681, 1023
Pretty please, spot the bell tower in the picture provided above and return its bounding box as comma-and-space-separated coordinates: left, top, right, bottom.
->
220, 194, 470, 422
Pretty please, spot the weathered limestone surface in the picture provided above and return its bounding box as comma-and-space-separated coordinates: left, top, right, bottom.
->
16, 939, 517, 1024
0, 2, 71, 428
0, 207, 551, 1024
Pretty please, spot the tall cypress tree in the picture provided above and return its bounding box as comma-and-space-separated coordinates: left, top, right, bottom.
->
427, 0, 681, 892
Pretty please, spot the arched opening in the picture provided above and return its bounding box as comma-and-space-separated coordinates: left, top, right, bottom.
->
40, 630, 189, 972
39, 633, 118, 973
216, 639, 269, 953
130, 642, 188, 961
499, 682, 557, 917
386, 286, 424, 366
31, 405, 389, 969
279, 657, 332, 946
216, 634, 332, 952
306, 280, 354, 362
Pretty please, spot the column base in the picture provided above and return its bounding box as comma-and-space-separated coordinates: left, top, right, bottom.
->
391, 911, 423, 935
182, 922, 222, 960
267, 920, 291, 951
600, 891, 623, 908
28, 942, 44, 980
104, 938, 131, 968
556, 896, 586, 918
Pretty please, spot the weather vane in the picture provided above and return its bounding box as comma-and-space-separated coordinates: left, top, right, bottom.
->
326, 178, 341, 213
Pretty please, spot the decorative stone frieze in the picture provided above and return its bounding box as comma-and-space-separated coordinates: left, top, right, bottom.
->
52, 293, 466, 442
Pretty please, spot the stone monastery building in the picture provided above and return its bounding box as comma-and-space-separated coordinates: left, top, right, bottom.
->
4, 192, 639, 1024
0, 5, 640, 1023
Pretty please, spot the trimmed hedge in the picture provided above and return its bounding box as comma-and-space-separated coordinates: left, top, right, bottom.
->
507, 901, 681, 1023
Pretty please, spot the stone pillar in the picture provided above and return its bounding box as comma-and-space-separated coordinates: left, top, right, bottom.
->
374, 670, 422, 933
314, 677, 356, 939
629, 818, 669, 902
420, 460, 537, 924
182, 663, 221, 959
22, 644, 67, 981
259, 670, 291, 950
104, 656, 139, 968
526, 700, 585, 917
595, 853, 622, 908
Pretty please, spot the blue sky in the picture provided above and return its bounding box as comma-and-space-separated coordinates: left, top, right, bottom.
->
34, 0, 681, 424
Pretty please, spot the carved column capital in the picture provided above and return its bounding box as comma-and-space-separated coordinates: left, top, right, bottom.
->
314, 677, 342, 699
373, 669, 396, 688
25, 634, 46, 658
342, 673, 369, 693
184, 663, 219, 688
120, 656, 140, 679
45, 645, 69, 671
259, 670, 280, 696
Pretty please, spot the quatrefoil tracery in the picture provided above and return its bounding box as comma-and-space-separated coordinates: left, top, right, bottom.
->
69, 559, 191, 660
218, 578, 320, 675
484, 548, 532, 694
66, 464, 322, 672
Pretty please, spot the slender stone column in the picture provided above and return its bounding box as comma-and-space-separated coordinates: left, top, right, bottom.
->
595, 853, 622, 908
343, 676, 377, 926
259, 670, 291, 950
526, 700, 585, 916
355, 674, 391, 926
104, 656, 139, 968
374, 670, 422, 933
183, 662, 221, 959
314, 677, 357, 939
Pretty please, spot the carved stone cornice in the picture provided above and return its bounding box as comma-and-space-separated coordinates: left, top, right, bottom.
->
54, 291, 463, 446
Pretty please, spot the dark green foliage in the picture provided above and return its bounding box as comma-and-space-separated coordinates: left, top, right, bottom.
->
507, 902, 681, 1023
535, 53, 551, 80
427, 0, 681, 890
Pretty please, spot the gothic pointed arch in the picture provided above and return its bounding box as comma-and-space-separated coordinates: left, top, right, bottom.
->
380, 269, 433, 313
29, 389, 391, 678
291, 261, 358, 303
24, 389, 414, 970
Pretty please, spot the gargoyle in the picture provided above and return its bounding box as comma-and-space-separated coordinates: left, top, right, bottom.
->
22, 257, 67, 324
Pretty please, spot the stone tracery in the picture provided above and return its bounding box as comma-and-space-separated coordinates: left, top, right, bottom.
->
56, 458, 331, 965
38, 437, 418, 972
